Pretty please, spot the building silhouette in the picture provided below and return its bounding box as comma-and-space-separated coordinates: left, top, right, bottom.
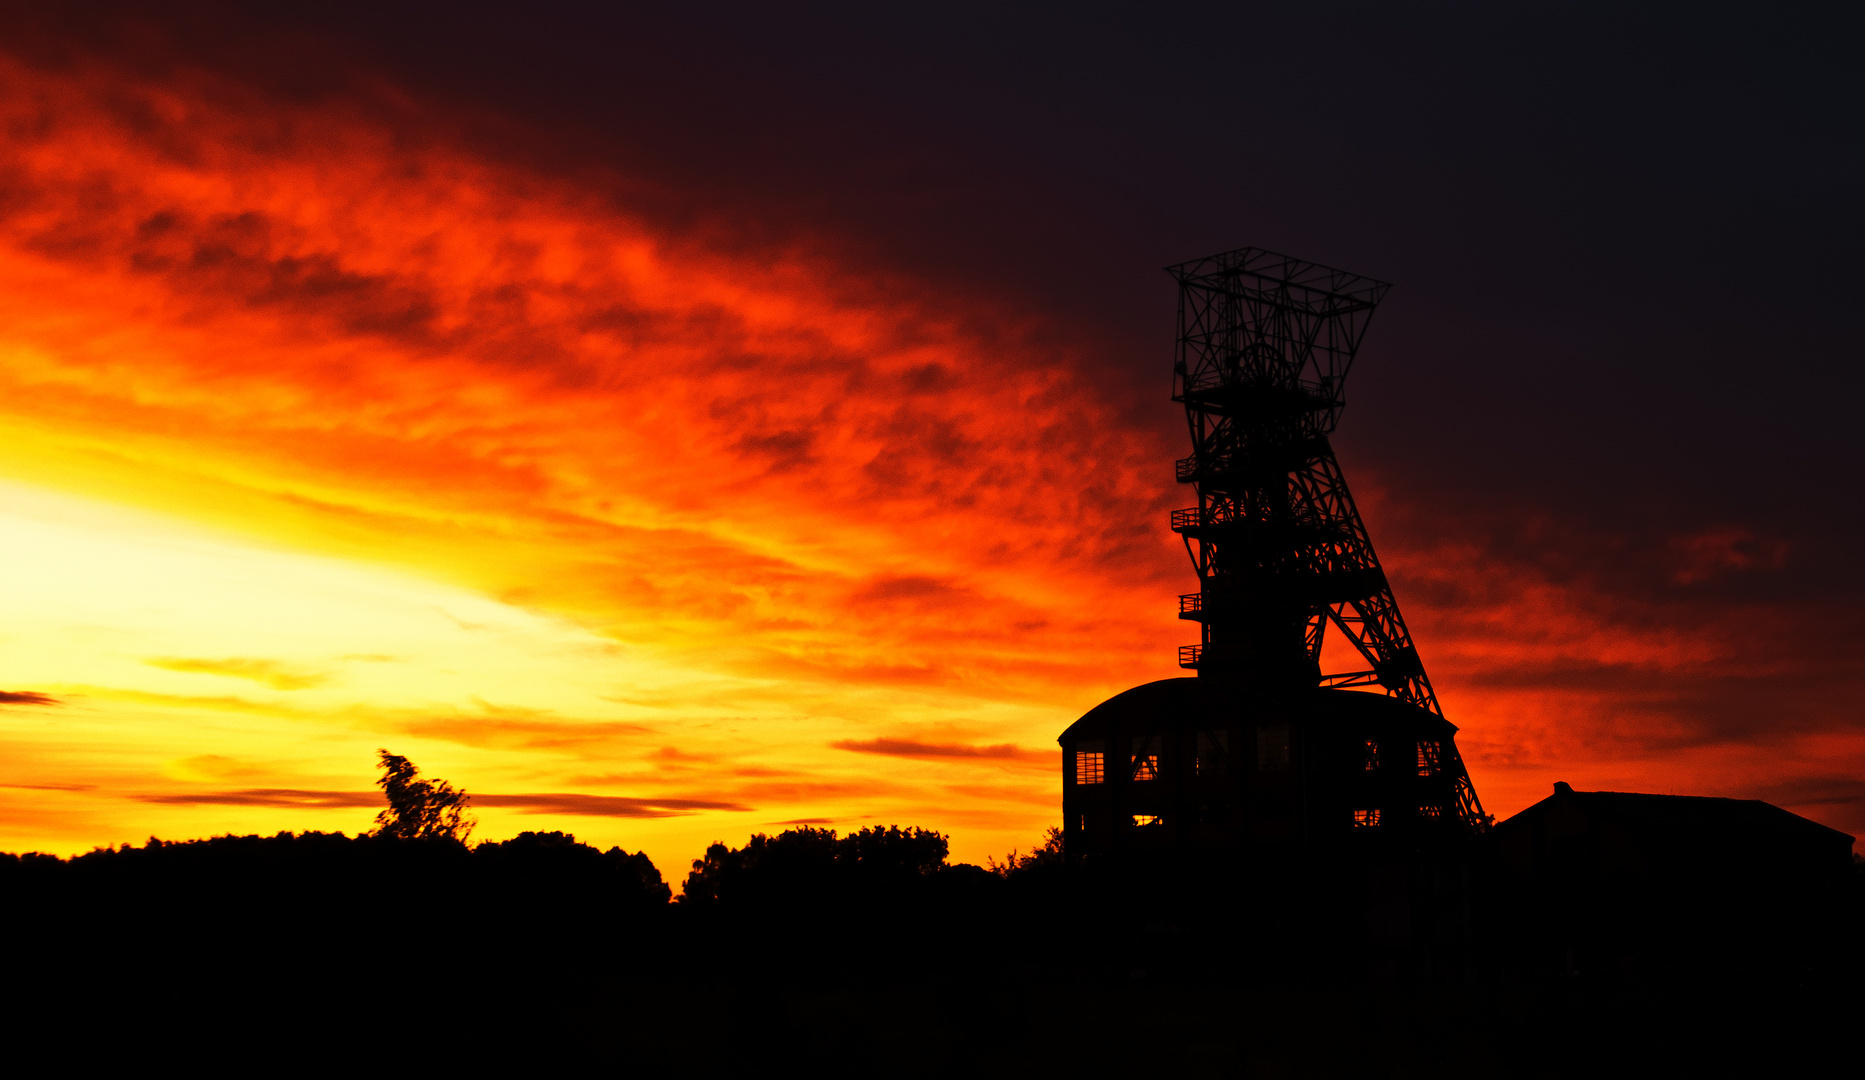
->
1488, 782, 1855, 977
1061, 248, 1484, 860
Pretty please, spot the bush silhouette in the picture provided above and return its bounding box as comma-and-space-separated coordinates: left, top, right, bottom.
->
680, 824, 949, 907
475, 829, 671, 910
987, 825, 1065, 878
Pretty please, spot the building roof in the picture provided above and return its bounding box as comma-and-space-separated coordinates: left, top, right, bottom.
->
1496, 781, 1855, 853
1057, 679, 1454, 744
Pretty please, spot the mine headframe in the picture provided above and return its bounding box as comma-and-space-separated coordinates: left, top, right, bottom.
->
1166, 246, 1487, 830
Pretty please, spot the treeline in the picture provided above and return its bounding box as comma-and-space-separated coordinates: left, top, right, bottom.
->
4, 822, 1861, 1075
0, 820, 1064, 913
1, 827, 672, 909
5, 749, 1857, 1074
1, 821, 1080, 1070
0, 820, 1070, 982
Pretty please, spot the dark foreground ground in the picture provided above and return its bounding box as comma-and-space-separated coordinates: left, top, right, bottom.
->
3, 830, 1857, 1076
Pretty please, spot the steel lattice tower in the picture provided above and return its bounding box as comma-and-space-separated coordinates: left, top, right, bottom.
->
1166, 247, 1486, 829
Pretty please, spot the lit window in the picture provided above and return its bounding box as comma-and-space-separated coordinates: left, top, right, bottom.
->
1131, 736, 1159, 781
1075, 750, 1104, 785
1256, 724, 1290, 772
1132, 814, 1164, 827
1197, 731, 1229, 775
1353, 809, 1381, 827
1363, 739, 1380, 771
1419, 804, 1444, 820
1416, 740, 1441, 776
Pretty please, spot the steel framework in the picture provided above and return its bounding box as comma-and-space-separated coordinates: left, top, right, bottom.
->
1167, 247, 1487, 830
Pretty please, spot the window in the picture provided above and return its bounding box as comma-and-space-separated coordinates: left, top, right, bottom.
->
1353, 808, 1381, 828
1196, 731, 1229, 775
1419, 804, 1444, 820
1131, 736, 1159, 781
1256, 724, 1290, 772
1075, 740, 1104, 785
1363, 739, 1380, 771
1132, 814, 1164, 827
1416, 740, 1441, 777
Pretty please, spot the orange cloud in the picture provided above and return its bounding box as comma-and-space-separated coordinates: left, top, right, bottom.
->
831, 737, 1049, 763
145, 657, 328, 690
136, 788, 380, 808
470, 793, 750, 817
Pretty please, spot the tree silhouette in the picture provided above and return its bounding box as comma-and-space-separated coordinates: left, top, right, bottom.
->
987, 826, 1064, 878
371, 750, 474, 842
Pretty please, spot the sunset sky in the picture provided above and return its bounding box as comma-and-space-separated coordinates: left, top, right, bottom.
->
1, 3, 1860, 875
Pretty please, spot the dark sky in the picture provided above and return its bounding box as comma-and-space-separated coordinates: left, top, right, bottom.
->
14, 1, 1864, 824
58, 1, 1852, 513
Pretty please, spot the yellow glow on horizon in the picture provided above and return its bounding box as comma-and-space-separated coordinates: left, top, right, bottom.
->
0, 479, 1069, 874
0, 54, 1176, 876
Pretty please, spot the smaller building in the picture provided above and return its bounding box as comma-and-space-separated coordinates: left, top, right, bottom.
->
1488, 783, 1856, 978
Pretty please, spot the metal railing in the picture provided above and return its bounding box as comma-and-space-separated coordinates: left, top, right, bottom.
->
1178, 644, 1202, 669
1178, 593, 1202, 616
1177, 365, 1346, 409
